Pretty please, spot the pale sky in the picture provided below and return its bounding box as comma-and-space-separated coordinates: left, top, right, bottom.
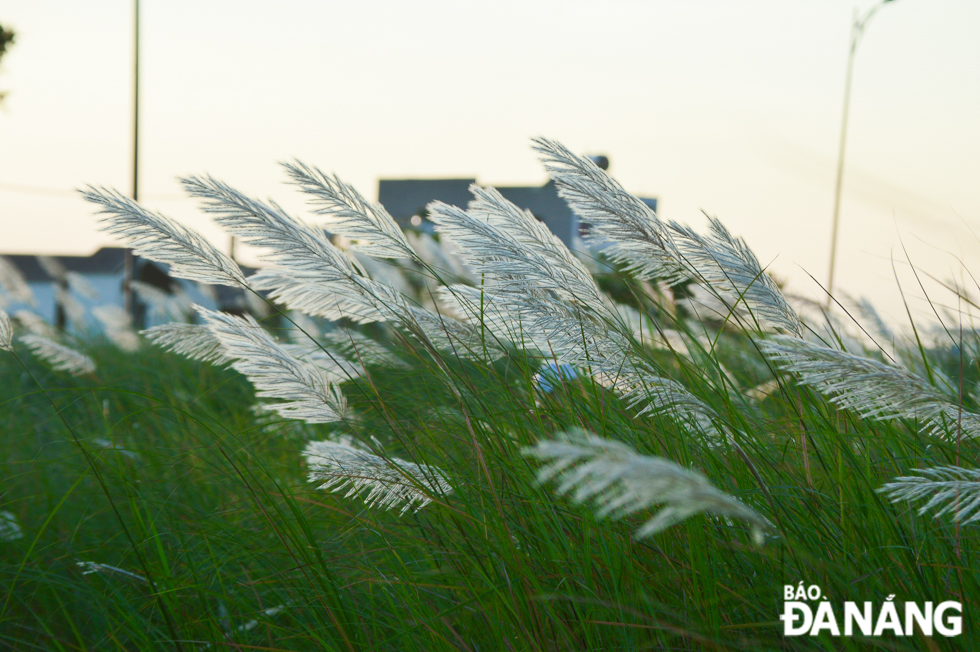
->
1, 1, 978, 327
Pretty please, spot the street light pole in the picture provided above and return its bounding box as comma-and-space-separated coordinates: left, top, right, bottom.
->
826, 0, 896, 307
123, 0, 139, 317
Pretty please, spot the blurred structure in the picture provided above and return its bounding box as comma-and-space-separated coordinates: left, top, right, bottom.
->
0, 22, 15, 105
378, 155, 657, 247
0, 248, 251, 332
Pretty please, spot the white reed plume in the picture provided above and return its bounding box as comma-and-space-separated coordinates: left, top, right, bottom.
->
353, 253, 414, 299
281, 340, 363, 384
0, 256, 35, 306
36, 255, 66, 281
0, 510, 23, 542
21, 334, 96, 375
677, 282, 752, 326
80, 186, 246, 287
183, 175, 490, 356
183, 175, 386, 322
304, 437, 452, 515
760, 334, 953, 422
430, 189, 720, 436
76, 561, 150, 584
182, 174, 358, 280
878, 466, 980, 524
923, 405, 980, 441
93, 305, 140, 352
237, 604, 288, 634
532, 137, 681, 282
406, 231, 474, 283
248, 268, 383, 323
66, 271, 98, 300
243, 285, 273, 318
283, 160, 416, 260
609, 362, 723, 436
534, 138, 802, 336
320, 327, 405, 368
0, 309, 12, 351
131, 280, 193, 322
671, 217, 803, 337
523, 429, 769, 542
91, 438, 140, 460
15, 310, 57, 337
428, 194, 618, 361
142, 323, 233, 365
430, 186, 607, 316
850, 295, 895, 344
199, 307, 346, 423
55, 285, 87, 330
283, 310, 321, 342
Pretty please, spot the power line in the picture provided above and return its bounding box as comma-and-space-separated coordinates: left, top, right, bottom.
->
0, 182, 77, 198
0, 182, 185, 200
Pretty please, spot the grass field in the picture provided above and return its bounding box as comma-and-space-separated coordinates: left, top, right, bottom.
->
1, 140, 978, 650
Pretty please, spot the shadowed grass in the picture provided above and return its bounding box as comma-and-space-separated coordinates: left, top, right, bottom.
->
0, 301, 977, 652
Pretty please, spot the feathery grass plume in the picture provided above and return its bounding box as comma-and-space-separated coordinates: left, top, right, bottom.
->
670, 217, 803, 336
39, 256, 98, 300
609, 362, 723, 436
534, 138, 802, 336
35, 254, 66, 281
406, 231, 474, 283
248, 268, 384, 323
92, 305, 140, 352
427, 195, 618, 360
0, 309, 12, 351
760, 334, 954, 422
0, 510, 23, 541
14, 310, 58, 338
132, 280, 193, 321
20, 334, 96, 375
182, 174, 359, 280
76, 561, 149, 584
54, 285, 87, 329
199, 307, 347, 423
0, 256, 35, 306
431, 186, 607, 315
353, 252, 414, 298
281, 341, 363, 384
91, 438, 140, 460
304, 437, 452, 515
81, 186, 246, 287
283, 160, 417, 260
677, 282, 752, 326
66, 271, 98, 300
878, 466, 980, 524
283, 310, 321, 342
430, 191, 721, 436
183, 175, 387, 322
851, 295, 895, 344
237, 604, 288, 633
429, 224, 719, 438
142, 322, 234, 365
320, 327, 406, 368
183, 175, 493, 356
523, 429, 769, 543
923, 405, 980, 441
532, 137, 682, 282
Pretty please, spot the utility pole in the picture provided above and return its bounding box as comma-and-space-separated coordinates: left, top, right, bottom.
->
123, 0, 139, 317
826, 0, 897, 307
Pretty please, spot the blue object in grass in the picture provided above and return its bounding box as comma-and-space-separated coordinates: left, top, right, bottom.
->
534, 362, 577, 394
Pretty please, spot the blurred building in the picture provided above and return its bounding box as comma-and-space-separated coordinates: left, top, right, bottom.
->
377, 157, 657, 247
0, 248, 247, 331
